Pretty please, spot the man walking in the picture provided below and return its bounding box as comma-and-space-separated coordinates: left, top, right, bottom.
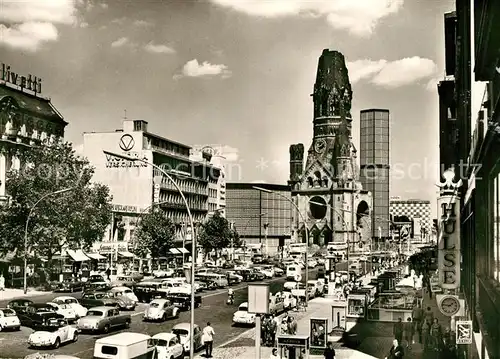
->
323, 342, 336, 359
411, 303, 423, 343
403, 318, 414, 349
202, 322, 215, 358
393, 318, 403, 344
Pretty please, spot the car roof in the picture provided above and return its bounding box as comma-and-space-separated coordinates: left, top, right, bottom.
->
88, 306, 113, 311
150, 299, 168, 304
110, 286, 131, 291
172, 322, 198, 331
96, 332, 151, 345
54, 296, 77, 300
239, 302, 248, 307
153, 332, 176, 341
9, 299, 33, 304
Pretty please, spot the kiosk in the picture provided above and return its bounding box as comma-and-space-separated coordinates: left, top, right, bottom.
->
277, 335, 309, 359
328, 300, 347, 341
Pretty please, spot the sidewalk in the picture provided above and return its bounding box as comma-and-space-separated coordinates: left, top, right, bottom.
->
0, 288, 49, 301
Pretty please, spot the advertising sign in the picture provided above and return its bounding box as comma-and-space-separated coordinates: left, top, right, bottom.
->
309, 318, 327, 348
248, 284, 269, 314
437, 195, 461, 289
456, 320, 473, 344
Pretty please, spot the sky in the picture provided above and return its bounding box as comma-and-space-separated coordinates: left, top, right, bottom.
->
0, 0, 456, 210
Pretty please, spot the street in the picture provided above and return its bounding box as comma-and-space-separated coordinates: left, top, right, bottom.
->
0, 266, 329, 359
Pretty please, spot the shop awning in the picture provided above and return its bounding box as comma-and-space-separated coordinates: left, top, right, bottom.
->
118, 251, 135, 258
169, 248, 181, 255
85, 252, 106, 260
66, 249, 90, 262
177, 248, 189, 254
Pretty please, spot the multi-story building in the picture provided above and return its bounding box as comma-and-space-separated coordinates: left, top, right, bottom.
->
359, 109, 390, 242
389, 198, 432, 241
0, 66, 66, 203
190, 145, 226, 217
225, 183, 292, 255
83, 119, 219, 269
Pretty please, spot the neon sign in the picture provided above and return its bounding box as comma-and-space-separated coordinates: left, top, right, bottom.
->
1, 63, 42, 94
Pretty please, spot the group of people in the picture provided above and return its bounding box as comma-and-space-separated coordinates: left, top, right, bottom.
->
261, 313, 298, 347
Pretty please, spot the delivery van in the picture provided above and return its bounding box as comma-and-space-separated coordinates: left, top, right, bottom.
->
93, 332, 155, 359
286, 265, 301, 280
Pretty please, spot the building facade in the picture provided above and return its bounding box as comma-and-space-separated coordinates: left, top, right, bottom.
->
389, 199, 432, 242
190, 145, 227, 217
287, 49, 372, 256
0, 67, 66, 204
83, 119, 219, 266
359, 109, 390, 240
225, 183, 292, 255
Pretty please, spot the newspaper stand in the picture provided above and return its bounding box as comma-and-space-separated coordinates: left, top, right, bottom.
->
277, 335, 309, 359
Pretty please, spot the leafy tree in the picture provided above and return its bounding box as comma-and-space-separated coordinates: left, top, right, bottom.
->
131, 209, 176, 260
198, 211, 232, 258
0, 141, 113, 276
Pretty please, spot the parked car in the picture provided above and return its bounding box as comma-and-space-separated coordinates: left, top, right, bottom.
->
221, 261, 235, 269
79, 291, 120, 309
232, 302, 256, 326
152, 333, 184, 359
260, 266, 275, 278
143, 299, 179, 322
109, 286, 139, 303
269, 295, 285, 315
110, 275, 136, 288
52, 296, 87, 318
0, 308, 21, 331
226, 271, 243, 282
133, 281, 165, 303
76, 306, 131, 333
54, 280, 84, 293
7, 299, 34, 315
273, 267, 285, 276
83, 281, 110, 292
283, 281, 299, 291
46, 302, 78, 323
226, 272, 242, 285
166, 293, 202, 311
17, 304, 64, 329
28, 318, 78, 349
171, 323, 203, 354
234, 269, 251, 281
153, 269, 174, 278
250, 268, 266, 281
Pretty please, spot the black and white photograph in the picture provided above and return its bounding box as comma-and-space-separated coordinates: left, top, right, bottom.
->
309, 318, 327, 348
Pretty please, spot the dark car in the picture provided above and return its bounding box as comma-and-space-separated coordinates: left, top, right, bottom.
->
16, 304, 64, 329
200, 279, 218, 290
222, 261, 235, 269
226, 273, 241, 285
80, 291, 120, 309
133, 282, 165, 303
7, 299, 34, 315
84, 281, 110, 292
54, 280, 84, 293
234, 269, 251, 281
250, 269, 266, 281
166, 293, 202, 310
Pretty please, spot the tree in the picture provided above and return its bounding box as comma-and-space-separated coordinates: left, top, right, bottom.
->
230, 228, 242, 248
0, 140, 113, 276
132, 209, 176, 260
198, 212, 231, 258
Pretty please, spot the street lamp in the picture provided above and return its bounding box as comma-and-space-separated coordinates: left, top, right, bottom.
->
252, 186, 310, 309
24, 187, 74, 294
104, 150, 197, 359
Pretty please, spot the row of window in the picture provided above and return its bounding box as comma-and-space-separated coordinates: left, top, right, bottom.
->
158, 177, 207, 195
155, 192, 207, 211
491, 173, 500, 282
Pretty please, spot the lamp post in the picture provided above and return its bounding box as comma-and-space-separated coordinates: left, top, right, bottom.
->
24, 187, 74, 294
104, 150, 197, 359
253, 186, 310, 308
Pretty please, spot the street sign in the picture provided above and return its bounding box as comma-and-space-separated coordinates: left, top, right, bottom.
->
456, 320, 473, 344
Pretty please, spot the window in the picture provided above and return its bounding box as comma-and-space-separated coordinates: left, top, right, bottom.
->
493, 174, 500, 281
101, 346, 118, 355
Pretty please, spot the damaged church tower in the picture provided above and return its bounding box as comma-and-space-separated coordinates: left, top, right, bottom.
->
288, 49, 372, 257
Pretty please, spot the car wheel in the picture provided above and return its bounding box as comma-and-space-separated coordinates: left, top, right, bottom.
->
195, 301, 201, 308
162, 313, 167, 322
53, 337, 61, 349
125, 319, 131, 328
73, 332, 79, 342
187, 304, 191, 311
103, 324, 110, 333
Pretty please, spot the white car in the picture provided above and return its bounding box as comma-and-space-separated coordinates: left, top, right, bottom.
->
28, 318, 78, 349
110, 286, 139, 303
0, 308, 20, 331
46, 302, 78, 323
52, 296, 87, 318
153, 269, 174, 278
226, 271, 243, 281
284, 281, 300, 291
307, 259, 318, 268
143, 299, 179, 322
232, 302, 256, 326
153, 333, 184, 359
171, 322, 203, 353
260, 266, 275, 278
273, 267, 285, 276
276, 291, 297, 310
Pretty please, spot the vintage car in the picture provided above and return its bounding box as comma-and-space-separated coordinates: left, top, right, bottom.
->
109, 286, 139, 303
28, 318, 78, 349
110, 275, 136, 288
269, 295, 285, 315
232, 302, 256, 326
83, 280, 110, 293
143, 299, 179, 322
54, 280, 84, 293
46, 302, 78, 322
275, 291, 297, 310
273, 267, 285, 276
259, 266, 275, 278
87, 274, 108, 283
283, 281, 300, 291
76, 306, 131, 333
152, 333, 184, 359
153, 268, 174, 278
0, 308, 21, 331
7, 299, 34, 315
17, 304, 64, 329
79, 291, 120, 309
250, 268, 266, 281
234, 269, 252, 281
166, 293, 202, 311
52, 296, 87, 318
171, 322, 203, 354
226, 271, 243, 282
307, 280, 325, 297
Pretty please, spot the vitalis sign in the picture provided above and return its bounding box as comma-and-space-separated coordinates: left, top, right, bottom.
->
438, 195, 461, 289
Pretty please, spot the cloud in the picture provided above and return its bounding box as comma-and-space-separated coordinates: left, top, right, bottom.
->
174, 59, 232, 79
79, 21, 89, 28
111, 17, 126, 24
347, 57, 438, 88
111, 37, 129, 48
208, 0, 403, 36
134, 19, 153, 27
144, 42, 176, 54
219, 145, 239, 162
100, 3, 109, 9
0, 0, 78, 51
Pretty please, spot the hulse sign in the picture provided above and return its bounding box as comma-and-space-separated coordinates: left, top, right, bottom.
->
438, 196, 461, 289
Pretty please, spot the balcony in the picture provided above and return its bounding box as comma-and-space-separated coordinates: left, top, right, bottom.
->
158, 180, 208, 197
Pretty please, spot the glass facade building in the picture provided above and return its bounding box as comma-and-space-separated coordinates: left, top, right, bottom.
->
359, 109, 390, 239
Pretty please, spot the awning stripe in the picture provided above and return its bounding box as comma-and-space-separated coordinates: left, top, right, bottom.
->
118, 251, 135, 258
66, 249, 90, 262
85, 252, 106, 260
178, 248, 189, 254
169, 248, 181, 254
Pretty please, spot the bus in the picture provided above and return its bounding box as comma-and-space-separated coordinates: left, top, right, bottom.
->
289, 243, 307, 261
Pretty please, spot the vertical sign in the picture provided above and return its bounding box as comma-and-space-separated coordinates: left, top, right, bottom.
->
456, 320, 473, 344
153, 176, 161, 203
437, 194, 461, 289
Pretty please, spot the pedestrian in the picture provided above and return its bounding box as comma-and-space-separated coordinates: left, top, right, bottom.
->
269, 314, 277, 346
393, 318, 403, 344
411, 303, 423, 343
421, 319, 431, 350
424, 306, 434, 326
280, 318, 288, 335
323, 341, 336, 359
288, 316, 297, 335
385, 339, 404, 359
430, 318, 442, 351
403, 318, 414, 349
269, 348, 279, 359
0, 273, 5, 291
202, 321, 215, 358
